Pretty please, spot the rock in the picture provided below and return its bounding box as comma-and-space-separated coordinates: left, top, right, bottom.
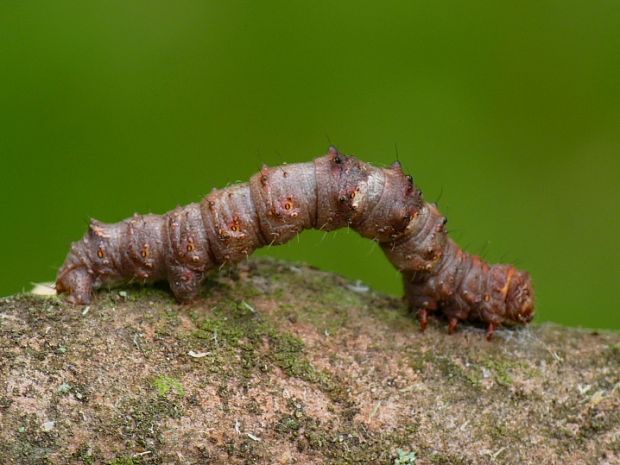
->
41, 421, 55, 433
0, 258, 618, 465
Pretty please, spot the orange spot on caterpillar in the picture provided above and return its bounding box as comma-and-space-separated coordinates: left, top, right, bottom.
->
230, 217, 242, 232
141, 244, 149, 258
97, 247, 105, 258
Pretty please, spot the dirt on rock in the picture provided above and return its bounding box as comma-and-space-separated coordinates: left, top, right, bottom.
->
0, 258, 618, 465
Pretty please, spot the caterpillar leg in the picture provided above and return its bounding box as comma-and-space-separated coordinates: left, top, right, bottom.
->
417, 308, 429, 332
486, 322, 497, 341
56, 267, 94, 305
447, 317, 459, 335
167, 266, 206, 303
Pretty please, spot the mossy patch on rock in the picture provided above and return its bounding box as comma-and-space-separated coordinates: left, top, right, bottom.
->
0, 258, 618, 465
152, 376, 185, 397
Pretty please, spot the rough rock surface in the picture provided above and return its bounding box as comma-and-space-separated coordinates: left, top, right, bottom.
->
0, 258, 618, 465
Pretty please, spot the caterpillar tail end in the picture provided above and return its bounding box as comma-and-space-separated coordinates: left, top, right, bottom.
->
55, 267, 94, 305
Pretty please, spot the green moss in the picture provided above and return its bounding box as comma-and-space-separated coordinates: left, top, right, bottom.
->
478, 356, 532, 388
271, 398, 420, 465
429, 452, 471, 465
322, 429, 416, 465
270, 280, 354, 334
116, 284, 173, 304
432, 355, 482, 390
245, 399, 263, 415
275, 415, 301, 434
190, 299, 348, 402
71, 445, 97, 465
1, 413, 58, 464
196, 316, 246, 347
263, 262, 404, 335
488, 421, 511, 441
195, 257, 405, 341
269, 332, 313, 377
577, 407, 620, 441
108, 457, 143, 465
164, 309, 179, 320
394, 449, 417, 465
605, 342, 620, 365
608, 437, 620, 453
152, 375, 185, 397
408, 349, 507, 391
223, 436, 267, 463
482, 359, 514, 387
114, 397, 182, 450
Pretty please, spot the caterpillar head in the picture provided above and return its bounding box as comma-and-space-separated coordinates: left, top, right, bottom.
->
505, 270, 535, 325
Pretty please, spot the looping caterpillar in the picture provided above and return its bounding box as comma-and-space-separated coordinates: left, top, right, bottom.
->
56, 147, 534, 339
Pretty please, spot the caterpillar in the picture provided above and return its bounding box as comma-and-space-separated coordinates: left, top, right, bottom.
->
56, 147, 534, 339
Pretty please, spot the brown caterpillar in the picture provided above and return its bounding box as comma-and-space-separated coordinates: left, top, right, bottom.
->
56, 147, 534, 339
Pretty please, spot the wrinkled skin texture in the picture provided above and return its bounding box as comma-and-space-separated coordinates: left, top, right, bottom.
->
57, 147, 534, 338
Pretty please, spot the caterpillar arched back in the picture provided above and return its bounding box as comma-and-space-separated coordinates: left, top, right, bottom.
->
56, 147, 534, 339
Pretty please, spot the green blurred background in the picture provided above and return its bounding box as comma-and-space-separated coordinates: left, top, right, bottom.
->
1, 1, 618, 329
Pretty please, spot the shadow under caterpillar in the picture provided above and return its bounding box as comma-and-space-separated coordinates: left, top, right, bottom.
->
56, 147, 534, 339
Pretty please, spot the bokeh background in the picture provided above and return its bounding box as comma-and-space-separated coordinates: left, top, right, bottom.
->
1, 1, 618, 329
